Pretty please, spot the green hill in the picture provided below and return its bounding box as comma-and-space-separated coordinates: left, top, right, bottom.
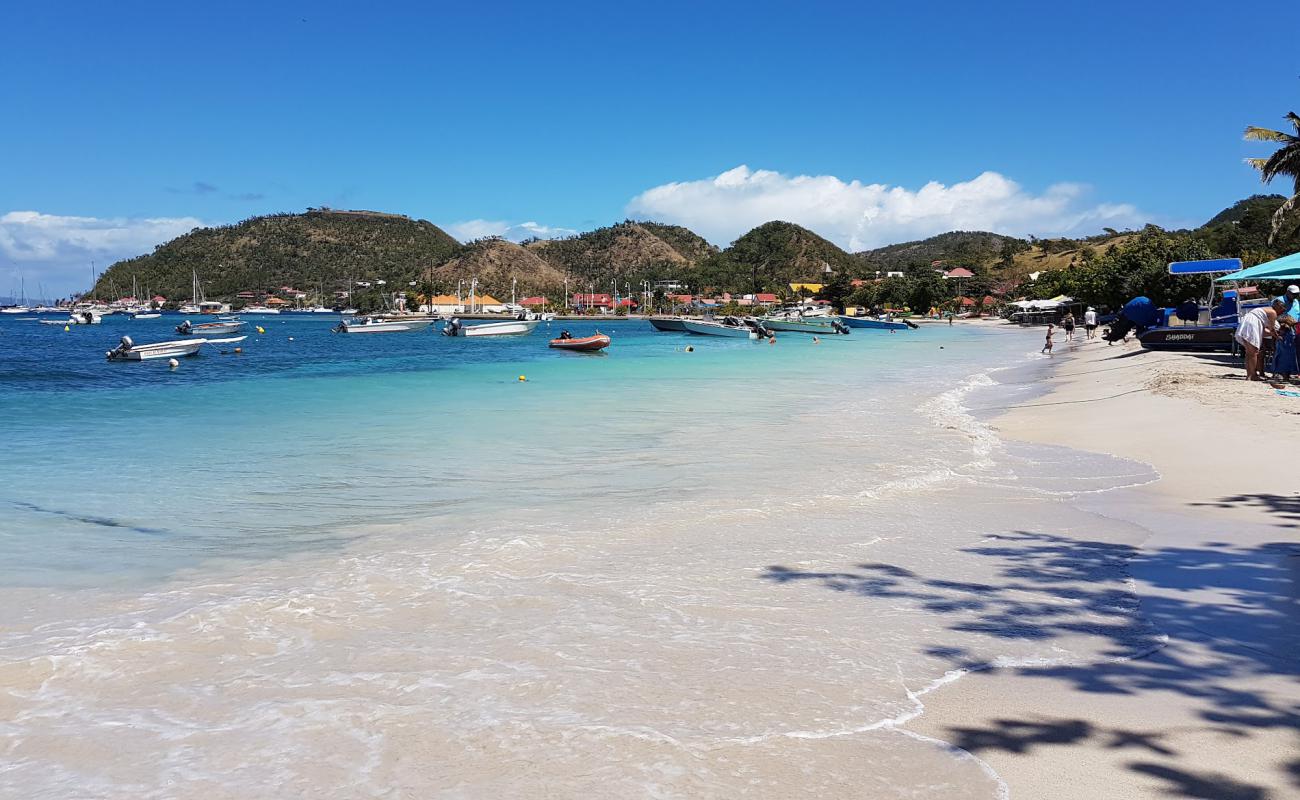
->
525, 221, 717, 284
696, 221, 858, 292
855, 231, 1023, 274
432, 238, 567, 298
89, 209, 462, 303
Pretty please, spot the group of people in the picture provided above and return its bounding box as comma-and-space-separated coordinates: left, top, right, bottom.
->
1040, 307, 1100, 354
1234, 284, 1300, 382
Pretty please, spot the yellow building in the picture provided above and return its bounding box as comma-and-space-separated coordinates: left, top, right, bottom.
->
789, 282, 823, 294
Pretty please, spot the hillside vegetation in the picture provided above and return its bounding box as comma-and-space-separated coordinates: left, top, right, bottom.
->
431, 238, 566, 296
91, 210, 462, 303
696, 221, 857, 292
85, 196, 1300, 311
525, 221, 717, 286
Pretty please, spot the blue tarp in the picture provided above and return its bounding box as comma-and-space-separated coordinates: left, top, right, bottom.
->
1214, 251, 1300, 282
1168, 258, 1242, 275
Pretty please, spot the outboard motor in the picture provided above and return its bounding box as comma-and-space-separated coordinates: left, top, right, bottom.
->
176, 319, 192, 334
832, 320, 850, 335
1104, 296, 1158, 342
443, 317, 462, 337
106, 335, 134, 360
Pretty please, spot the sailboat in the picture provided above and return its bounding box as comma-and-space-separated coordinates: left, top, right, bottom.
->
1, 275, 31, 314
179, 270, 202, 314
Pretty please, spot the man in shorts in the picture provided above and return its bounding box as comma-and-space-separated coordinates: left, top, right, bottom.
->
1084, 307, 1098, 339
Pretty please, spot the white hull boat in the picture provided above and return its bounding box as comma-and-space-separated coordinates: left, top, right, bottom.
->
177, 319, 245, 336
681, 317, 767, 339
442, 318, 540, 337
240, 306, 281, 315
106, 334, 246, 361
335, 316, 434, 333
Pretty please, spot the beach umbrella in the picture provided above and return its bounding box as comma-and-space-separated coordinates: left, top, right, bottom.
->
1214, 251, 1300, 282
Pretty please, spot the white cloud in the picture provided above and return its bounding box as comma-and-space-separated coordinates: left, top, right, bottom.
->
625, 165, 1148, 251
444, 219, 577, 243
0, 211, 204, 297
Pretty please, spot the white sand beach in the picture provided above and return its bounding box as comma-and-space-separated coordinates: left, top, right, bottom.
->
908, 330, 1300, 799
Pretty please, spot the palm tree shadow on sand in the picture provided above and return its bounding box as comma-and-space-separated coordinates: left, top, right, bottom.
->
761, 530, 1300, 799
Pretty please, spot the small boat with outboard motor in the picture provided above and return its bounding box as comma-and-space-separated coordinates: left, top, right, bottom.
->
42, 310, 103, 325
176, 318, 245, 336
333, 315, 434, 334
760, 316, 851, 335
104, 334, 247, 361
549, 331, 611, 351
837, 314, 915, 331
681, 316, 770, 339
442, 317, 540, 337
648, 315, 690, 332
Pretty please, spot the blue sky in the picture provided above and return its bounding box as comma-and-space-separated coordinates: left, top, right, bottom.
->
2, 0, 1297, 296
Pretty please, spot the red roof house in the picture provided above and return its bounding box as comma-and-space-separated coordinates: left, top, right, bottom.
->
572, 292, 613, 308
520, 296, 546, 307
943, 267, 975, 279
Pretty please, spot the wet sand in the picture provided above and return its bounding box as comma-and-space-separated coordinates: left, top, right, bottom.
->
908, 330, 1300, 799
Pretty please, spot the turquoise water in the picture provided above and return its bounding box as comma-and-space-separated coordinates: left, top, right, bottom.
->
0, 315, 1164, 799
0, 314, 1002, 587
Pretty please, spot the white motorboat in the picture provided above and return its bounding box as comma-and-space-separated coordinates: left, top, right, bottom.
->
106, 335, 204, 361
442, 317, 539, 337
334, 316, 434, 333
239, 305, 281, 315
105, 334, 246, 361
178, 304, 201, 314
760, 316, 850, 334
50, 310, 104, 325
681, 316, 768, 339
177, 319, 244, 336
0, 306, 31, 315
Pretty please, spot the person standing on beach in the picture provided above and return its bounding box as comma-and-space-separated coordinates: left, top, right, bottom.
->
1042, 324, 1054, 355
1061, 311, 1076, 342
1235, 301, 1282, 381
1283, 285, 1300, 320
1084, 307, 1098, 339
1273, 315, 1297, 382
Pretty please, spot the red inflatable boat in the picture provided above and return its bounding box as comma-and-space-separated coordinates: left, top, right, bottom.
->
548, 333, 611, 352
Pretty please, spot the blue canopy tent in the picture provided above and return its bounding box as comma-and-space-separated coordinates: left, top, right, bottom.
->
1213, 251, 1300, 282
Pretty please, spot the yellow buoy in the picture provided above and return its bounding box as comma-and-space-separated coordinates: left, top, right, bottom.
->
63, 325, 70, 332
256, 326, 265, 334
518, 375, 527, 382
234, 347, 242, 353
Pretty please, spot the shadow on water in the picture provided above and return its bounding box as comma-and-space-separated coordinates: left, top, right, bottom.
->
761, 531, 1300, 799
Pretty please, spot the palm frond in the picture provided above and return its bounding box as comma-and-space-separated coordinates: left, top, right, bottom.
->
1244, 125, 1294, 143
1268, 193, 1300, 246
1259, 144, 1300, 183
1288, 111, 1300, 135
1245, 157, 1270, 170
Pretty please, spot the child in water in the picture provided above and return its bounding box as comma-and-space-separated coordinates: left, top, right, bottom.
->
1041, 324, 1054, 355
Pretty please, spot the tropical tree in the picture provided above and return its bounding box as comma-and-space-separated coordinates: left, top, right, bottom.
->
1244, 110, 1300, 244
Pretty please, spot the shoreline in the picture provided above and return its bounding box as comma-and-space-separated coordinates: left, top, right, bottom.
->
905, 331, 1300, 798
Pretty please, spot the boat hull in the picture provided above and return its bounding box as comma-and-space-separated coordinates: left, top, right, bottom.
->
450, 320, 540, 337
179, 322, 244, 336
648, 316, 689, 332
837, 316, 909, 331
107, 340, 205, 361
549, 334, 611, 351
681, 320, 758, 339
1137, 325, 1235, 352
339, 318, 433, 334
760, 318, 847, 334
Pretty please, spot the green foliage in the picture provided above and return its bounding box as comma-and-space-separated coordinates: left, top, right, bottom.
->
527, 221, 714, 287
700, 221, 858, 294
858, 231, 1025, 274
1027, 225, 1214, 309
90, 210, 462, 303
815, 274, 852, 312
